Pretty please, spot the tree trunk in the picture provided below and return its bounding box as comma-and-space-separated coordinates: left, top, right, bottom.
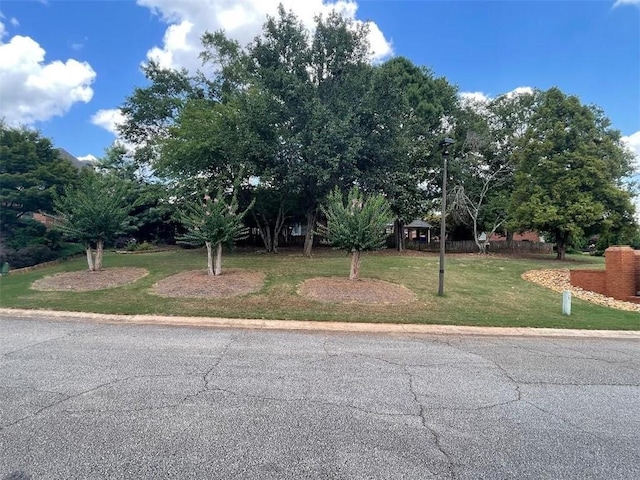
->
253, 212, 273, 252
95, 239, 104, 270
85, 244, 94, 272
349, 250, 362, 281
506, 230, 514, 242
303, 209, 316, 257
205, 241, 214, 275
272, 204, 286, 254
252, 203, 287, 253
473, 222, 484, 254
214, 242, 222, 276
556, 232, 567, 260
394, 219, 405, 252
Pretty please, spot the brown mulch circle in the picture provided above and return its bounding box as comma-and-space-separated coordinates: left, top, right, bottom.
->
151, 269, 265, 298
522, 269, 640, 312
31, 267, 149, 292
298, 277, 416, 305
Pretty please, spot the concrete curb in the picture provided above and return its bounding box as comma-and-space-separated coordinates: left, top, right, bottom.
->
1, 308, 638, 339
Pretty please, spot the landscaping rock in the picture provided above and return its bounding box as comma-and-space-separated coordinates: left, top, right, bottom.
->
522, 269, 640, 313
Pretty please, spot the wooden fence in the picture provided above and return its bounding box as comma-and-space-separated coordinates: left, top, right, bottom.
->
406, 240, 553, 254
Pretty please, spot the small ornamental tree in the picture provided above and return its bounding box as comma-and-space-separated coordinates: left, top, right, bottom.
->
177, 191, 254, 276
318, 186, 392, 281
54, 173, 131, 271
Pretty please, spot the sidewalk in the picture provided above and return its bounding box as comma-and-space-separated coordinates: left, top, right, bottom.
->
1, 308, 639, 338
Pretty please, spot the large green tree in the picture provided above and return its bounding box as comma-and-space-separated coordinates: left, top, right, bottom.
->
200, 6, 373, 256
0, 123, 78, 233
357, 57, 457, 251
510, 87, 636, 260
119, 62, 208, 170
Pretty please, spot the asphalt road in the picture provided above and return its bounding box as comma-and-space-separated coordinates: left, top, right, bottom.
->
1, 316, 639, 479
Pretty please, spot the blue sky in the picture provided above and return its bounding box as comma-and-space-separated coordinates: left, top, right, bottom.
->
0, 0, 638, 167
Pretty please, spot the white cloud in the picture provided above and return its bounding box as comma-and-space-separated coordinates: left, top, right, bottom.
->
613, 0, 640, 7
90, 108, 138, 154
136, 0, 393, 71
621, 131, 640, 172
77, 154, 98, 163
621, 132, 640, 221
0, 28, 96, 126
505, 86, 533, 98
459, 86, 534, 105
91, 108, 127, 136
459, 91, 490, 104
9, 17, 19, 27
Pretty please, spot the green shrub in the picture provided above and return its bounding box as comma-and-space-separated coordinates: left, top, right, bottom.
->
0, 245, 57, 269
137, 241, 154, 251
5, 218, 47, 249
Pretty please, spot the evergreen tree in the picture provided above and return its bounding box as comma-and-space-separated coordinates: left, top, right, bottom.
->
0, 123, 78, 232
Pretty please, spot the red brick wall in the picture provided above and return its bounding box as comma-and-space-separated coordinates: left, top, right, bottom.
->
605, 246, 637, 301
635, 251, 640, 295
570, 270, 607, 295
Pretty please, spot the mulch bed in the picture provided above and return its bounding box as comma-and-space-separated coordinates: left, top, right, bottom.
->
298, 277, 416, 305
151, 269, 265, 298
31, 268, 149, 292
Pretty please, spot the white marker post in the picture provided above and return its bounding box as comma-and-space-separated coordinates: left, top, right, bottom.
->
562, 290, 572, 316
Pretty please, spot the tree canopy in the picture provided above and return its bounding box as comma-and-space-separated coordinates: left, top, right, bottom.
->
510, 87, 636, 259
0, 123, 78, 231
116, 8, 637, 259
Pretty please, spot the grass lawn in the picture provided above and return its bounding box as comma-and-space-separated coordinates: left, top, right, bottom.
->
1, 247, 638, 330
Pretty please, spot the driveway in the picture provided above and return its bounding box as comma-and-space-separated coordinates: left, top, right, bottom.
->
1, 315, 639, 479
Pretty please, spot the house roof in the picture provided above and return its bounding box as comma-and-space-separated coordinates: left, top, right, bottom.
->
56, 148, 93, 170
405, 220, 432, 229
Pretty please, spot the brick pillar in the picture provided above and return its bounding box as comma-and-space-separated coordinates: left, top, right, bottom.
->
635, 251, 640, 296
605, 246, 636, 300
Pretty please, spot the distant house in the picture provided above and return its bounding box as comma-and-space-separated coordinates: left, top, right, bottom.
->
56, 148, 96, 169
405, 220, 433, 243
31, 149, 93, 229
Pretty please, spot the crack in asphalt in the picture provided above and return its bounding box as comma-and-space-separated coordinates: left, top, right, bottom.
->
181, 333, 241, 404
546, 339, 639, 361
405, 366, 457, 480
0, 373, 196, 430
207, 385, 416, 419
3, 334, 77, 358
522, 399, 607, 442
498, 340, 638, 366
519, 381, 640, 387
322, 337, 339, 360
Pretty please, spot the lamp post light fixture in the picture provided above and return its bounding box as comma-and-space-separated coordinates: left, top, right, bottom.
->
438, 137, 455, 296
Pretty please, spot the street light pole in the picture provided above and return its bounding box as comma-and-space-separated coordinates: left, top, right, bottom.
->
438, 137, 455, 296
